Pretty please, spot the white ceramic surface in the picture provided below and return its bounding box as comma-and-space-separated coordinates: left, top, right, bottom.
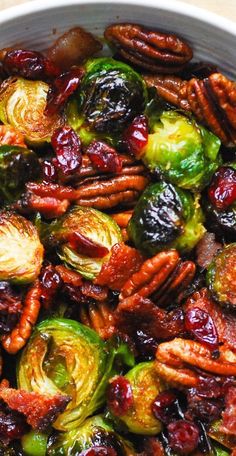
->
0, 0, 235, 78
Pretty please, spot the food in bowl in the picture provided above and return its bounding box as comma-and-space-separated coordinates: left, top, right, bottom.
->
0, 20, 235, 455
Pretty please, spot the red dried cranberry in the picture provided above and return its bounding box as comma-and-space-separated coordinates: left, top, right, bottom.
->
185, 398, 222, 424
45, 67, 84, 115
0, 282, 22, 334
208, 166, 236, 210
167, 420, 199, 455
134, 329, 158, 359
185, 307, 219, 349
0, 403, 29, 444
107, 376, 133, 417
79, 448, 117, 456
86, 141, 122, 174
51, 126, 82, 178
40, 264, 62, 308
123, 115, 148, 157
191, 375, 222, 399
152, 390, 178, 424
3, 49, 60, 80
67, 231, 109, 258
42, 160, 58, 183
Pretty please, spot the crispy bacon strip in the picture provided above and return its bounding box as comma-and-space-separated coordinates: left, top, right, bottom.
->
0, 379, 70, 431
156, 338, 236, 379
2, 280, 41, 354
95, 242, 143, 290
0, 124, 26, 148
55, 265, 83, 287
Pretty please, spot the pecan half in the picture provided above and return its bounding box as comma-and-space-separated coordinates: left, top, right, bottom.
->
104, 24, 193, 73
79, 301, 115, 339
78, 154, 145, 180
155, 338, 236, 387
120, 250, 195, 306
75, 174, 149, 210
144, 72, 236, 146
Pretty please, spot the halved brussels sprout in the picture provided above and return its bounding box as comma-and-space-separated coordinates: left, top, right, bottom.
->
77, 57, 147, 133
48, 205, 122, 280
0, 145, 40, 202
108, 362, 164, 435
207, 243, 236, 308
0, 77, 64, 145
18, 319, 134, 432
47, 415, 136, 455
0, 211, 44, 283
141, 110, 221, 190
128, 181, 205, 255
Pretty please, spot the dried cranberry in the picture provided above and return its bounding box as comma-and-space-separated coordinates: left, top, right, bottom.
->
40, 264, 62, 308
45, 67, 84, 115
191, 375, 222, 399
185, 307, 219, 349
42, 159, 58, 183
86, 141, 122, 174
167, 420, 199, 455
152, 391, 179, 424
107, 376, 133, 417
0, 282, 22, 334
134, 329, 158, 360
3, 49, 60, 80
0, 402, 28, 444
123, 115, 148, 157
51, 126, 82, 178
79, 448, 117, 456
208, 166, 236, 210
185, 398, 221, 424
67, 231, 109, 258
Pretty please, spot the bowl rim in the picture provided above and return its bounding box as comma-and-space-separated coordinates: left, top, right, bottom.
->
0, 0, 235, 37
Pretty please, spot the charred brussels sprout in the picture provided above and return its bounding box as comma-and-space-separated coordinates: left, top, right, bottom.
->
202, 164, 236, 241
128, 181, 205, 255
109, 362, 165, 435
48, 205, 122, 280
18, 319, 134, 432
0, 145, 40, 202
0, 212, 44, 283
78, 58, 147, 133
207, 243, 236, 308
47, 415, 136, 455
0, 77, 64, 145
141, 110, 221, 190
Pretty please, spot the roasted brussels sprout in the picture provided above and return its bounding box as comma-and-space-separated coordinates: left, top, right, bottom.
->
207, 243, 236, 308
48, 205, 122, 280
22, 430, 48, 456
128, 181, 205, 255
0, 77, 64, 145
108, 362, 165, 435
202, 164, 236, 241
77, 57, 147, 133
0, 145, 40, 202
0, 211, 44, 283
140, 110, 221, 190
18, 319, 134, 432
47, 415, 136, 455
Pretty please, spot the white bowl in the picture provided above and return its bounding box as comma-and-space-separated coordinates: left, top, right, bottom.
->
0, 0, 236, 78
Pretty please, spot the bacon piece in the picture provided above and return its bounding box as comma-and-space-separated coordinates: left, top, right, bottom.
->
20, 192, 70, 219
0, 380, 70, 431
185, 288, 236, 351
115, 294, 184, 341
220, 387, 236, 436
95, 242, 143, 290
81, 281, 108, 302
0, 124, 26, 148
55, 265, 83, 287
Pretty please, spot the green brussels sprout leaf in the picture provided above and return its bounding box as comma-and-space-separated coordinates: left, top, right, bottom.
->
18, 318, 133, 432
141, 110, 221, 190
0, 211, 44, 283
